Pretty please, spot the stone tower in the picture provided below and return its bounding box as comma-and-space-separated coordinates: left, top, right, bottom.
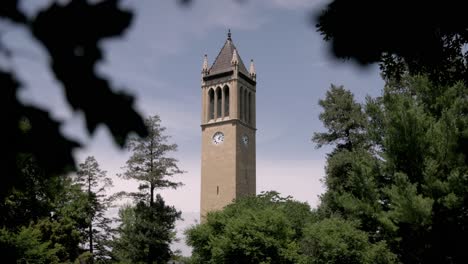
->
200, 31, 256, 220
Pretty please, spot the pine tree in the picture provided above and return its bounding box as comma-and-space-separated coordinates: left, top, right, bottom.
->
76, 156, 113, 263
120, 115, 183, 204
114, 115, 184, 263
314, 76, 468, 262
113, 198, 181, 264
312, 84, 367, 151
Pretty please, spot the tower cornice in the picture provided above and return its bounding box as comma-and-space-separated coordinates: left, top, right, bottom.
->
201, 118, 257, 131
202, 71, 256, 87
202, 70, 233, 82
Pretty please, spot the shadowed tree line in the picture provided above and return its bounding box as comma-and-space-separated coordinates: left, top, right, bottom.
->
1, 0, 187, 262
1, 0, 147, 200
1, 114, 183, 263
313, 9, 467, 263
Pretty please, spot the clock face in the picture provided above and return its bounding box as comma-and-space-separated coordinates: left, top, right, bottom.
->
212, 132, 224, 145
242, 134, 249, 146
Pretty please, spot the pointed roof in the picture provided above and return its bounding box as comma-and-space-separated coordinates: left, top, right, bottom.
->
208, 31, 249, 76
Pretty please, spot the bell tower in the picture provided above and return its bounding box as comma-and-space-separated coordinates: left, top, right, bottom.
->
200, 31, 257, 220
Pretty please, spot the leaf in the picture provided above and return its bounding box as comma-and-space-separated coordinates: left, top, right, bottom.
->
32, 0, 148, 147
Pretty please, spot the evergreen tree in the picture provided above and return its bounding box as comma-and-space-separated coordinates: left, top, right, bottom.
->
113, 197, 181, 264
76, 156, 114, 263
301, 217, 396, 264
312, 84, 367, 151
114, 115, 184, 263
120, 115, 183, 205
313, 85, 383, 237
314, 76, 468, 263
0, 152, 89, 263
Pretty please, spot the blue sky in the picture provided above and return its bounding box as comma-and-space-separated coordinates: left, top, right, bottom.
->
6, 0, 385, 255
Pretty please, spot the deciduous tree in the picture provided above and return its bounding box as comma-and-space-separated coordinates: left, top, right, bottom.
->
1, 0, 147, 204
186, 192, 312, 264
315, 0, 468, 85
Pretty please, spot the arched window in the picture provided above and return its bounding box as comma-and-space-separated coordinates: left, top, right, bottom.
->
223, 86, 229, 117
248, 92, 252, 124
216, 88, 222, 119
239, 88, 244, 120
208, 89, 214, 120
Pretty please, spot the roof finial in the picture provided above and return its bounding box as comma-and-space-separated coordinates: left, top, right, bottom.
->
227, 29, 231, 40
231, 49, 239, 66
249, 59, 256, 80
202, 54, 209, 75
249, 59, 256, 75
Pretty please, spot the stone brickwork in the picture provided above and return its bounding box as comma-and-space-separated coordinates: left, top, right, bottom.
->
200, 33, 256, 221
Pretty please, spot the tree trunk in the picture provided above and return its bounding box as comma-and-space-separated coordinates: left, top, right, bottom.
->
89, 223, 93, 260
150, 137, 154, 206
88, 174, 94, 262
150, 183, 154, 205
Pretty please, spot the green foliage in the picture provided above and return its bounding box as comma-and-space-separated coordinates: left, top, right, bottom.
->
1, 154, 63, 228
187, 191, 395, 263
0, 195, 88, 264
1, 0, 147, 207
75, 156, 114, 262
318, 149, 384, 239
113, 196, 181, 264
36, 180, 90, 261
313, 85, 367, 150
0, 154, 89, 262
315, 0, 468, 85
112, 115, 183, 263
0, 225, 61, 264
120, 115, 184, 205
186, 192, 312, 264
314, 75, 468, 263
313, 86, 384, 239
2, 1, 149, 259
301, 217, 396, 264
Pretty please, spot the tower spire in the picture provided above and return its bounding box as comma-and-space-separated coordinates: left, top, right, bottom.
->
207, 30, 249, 76
202, 54, 209, 75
